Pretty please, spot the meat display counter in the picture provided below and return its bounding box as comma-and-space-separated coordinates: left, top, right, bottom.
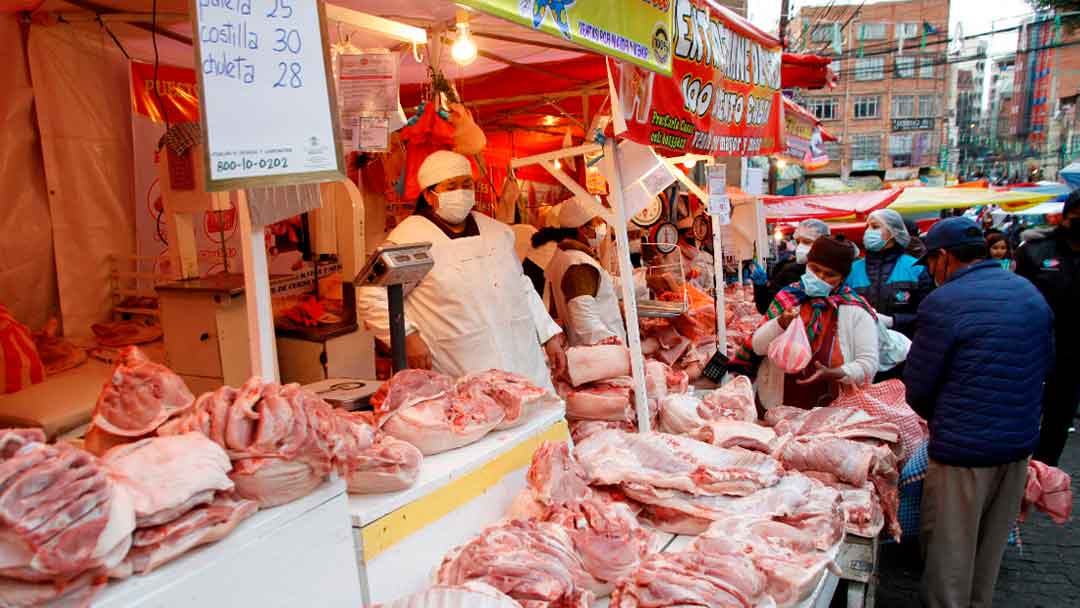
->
93, 480, 361, 608
348, 405, 568, 606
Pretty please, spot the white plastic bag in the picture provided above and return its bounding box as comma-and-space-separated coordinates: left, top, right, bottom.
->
877, 319, 911, 372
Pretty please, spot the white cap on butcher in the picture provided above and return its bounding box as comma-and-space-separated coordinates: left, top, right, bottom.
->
417, 150, 472, 190
557, 195, 613, 229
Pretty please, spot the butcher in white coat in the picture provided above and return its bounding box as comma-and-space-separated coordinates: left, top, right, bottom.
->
542, 196, 627, 347
356, 151, 565, 391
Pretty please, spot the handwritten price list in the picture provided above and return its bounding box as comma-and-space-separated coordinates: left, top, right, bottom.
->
195, 0, 341, 187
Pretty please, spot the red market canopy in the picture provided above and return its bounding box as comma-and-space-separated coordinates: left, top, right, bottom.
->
763, 199, 850, 222
781, 52, 836, 90
763, 189, 902, 221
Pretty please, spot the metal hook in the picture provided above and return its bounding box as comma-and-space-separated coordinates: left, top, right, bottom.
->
412, 40, 425, 63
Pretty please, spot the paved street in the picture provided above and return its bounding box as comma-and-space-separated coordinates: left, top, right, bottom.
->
872, 432, 1080, 607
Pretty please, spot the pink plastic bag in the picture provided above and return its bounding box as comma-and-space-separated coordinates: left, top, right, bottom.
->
768, 316, 812, 373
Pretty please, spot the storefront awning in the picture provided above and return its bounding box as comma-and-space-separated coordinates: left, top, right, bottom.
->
781, 52, 835, 90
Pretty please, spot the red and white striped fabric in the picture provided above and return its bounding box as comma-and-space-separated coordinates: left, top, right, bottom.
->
768, 315, 812, 374
0, 305, 45, 394
833, 379, 928, 461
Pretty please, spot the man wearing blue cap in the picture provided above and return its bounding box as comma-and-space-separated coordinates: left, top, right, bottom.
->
904, 217, 1055, 608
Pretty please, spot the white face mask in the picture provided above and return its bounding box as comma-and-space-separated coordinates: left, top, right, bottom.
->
588, 223, 608, 250
435, 189, 475, 224
795, 243, 811, 264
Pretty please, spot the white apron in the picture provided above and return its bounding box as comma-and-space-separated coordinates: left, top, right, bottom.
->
389, 213, 553, 391
545, 247, 626, 347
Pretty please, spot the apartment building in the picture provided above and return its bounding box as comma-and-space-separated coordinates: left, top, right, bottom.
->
791, 0, 950, 175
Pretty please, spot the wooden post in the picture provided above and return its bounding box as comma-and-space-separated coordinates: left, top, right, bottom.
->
236, 190, 279, 382
603, 139, 651, 433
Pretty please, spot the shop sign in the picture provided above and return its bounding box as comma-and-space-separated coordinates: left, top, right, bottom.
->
191, 0, 344, 191
891, 118, 934, 132
852, 159, 880, 171
459, 0, 673, 76
784, 101, 829, 168
609, 0, 784, 157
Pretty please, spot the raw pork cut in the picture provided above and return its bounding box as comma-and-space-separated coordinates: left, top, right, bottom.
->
88, 346, 193, 448
568, 420, 636, 444
699, 376, 757, 423
1021, 460, 1072, 524
565, 377, 633, 422
693, 421, 777, 453
575, 430, 782, 497
334, 411, 423, 494
0, 570, 106, 608
376, 582, 520, 608
609, 549, 770, 608
771, 436, 896, 488
0, 429, 135, 584
565, 344, 630, 387
109, 492, 257, 577
371, 370, 506, 455
437, 519, 596, 608
104, 433, 233, 527
802, 472, 884, 538
619, 473, 816, 522
771, 407, 900, 446
457, 369, 555, 429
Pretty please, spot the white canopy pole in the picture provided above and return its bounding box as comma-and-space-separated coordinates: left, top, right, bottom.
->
236, 190, 279, 382
603, 139, 651, 433
708, 162, 728, 354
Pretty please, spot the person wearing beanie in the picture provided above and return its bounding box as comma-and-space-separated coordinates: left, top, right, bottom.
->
845, 209, 933, 347
1016, 189, 1080, 465
904, 217, 1054, 608
749, 236, 880, 409
534, 196, 627, 347
356, 150, 566, 390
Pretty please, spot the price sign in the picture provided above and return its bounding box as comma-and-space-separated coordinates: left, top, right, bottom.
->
706, 165, 731, 224
191, 0, 344, 191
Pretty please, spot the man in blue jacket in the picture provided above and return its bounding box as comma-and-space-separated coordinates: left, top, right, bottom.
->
904, 217, 1055, 608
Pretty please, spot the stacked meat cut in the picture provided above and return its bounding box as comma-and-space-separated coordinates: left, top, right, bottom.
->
103, 433, 257, 578
560, 344, 688, 440
723, 284, 765, 358
372, 369, 556, 455
83, 346, 195, 456
0, 429, 134, 607
764, 406, 903, 540
160, 378, 424, 505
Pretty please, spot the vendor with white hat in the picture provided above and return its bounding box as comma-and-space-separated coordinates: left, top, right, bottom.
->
541, 196, 627, 347
356, 150, 565, 389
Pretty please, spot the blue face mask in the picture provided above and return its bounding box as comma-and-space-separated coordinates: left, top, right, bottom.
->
801, 269, 834, 298
863, 229, 886, 252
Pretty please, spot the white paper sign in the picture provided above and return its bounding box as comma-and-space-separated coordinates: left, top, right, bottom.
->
745, 167, 765, 196
707, 165, 731, 224
193, 0, 343, 190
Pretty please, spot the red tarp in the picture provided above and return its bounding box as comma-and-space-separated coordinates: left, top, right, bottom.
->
764, 189, 903, 219
781, 52, 836, 90
764, 199, 848, 222
608, 0, 784, 158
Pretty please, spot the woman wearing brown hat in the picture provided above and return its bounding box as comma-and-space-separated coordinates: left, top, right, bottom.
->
750, 236, 881, 409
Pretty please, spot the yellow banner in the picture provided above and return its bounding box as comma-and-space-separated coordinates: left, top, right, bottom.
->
459, 0, 673, 76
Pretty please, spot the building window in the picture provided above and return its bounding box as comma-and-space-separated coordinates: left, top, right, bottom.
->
807, 98, 838, 121
810, 23, 837, 43
897, 22, 920, 40
920, 55, 936, 78
858, 23, 888, 41
855, 57, 885, 81
854, 95, 880, 119
895, 56, 916, 78
918, 95, 938, 117
851, 134, 881, 160
824, 141, 842, 160
892, 96, 916, 118
889, 134, 914, 166
1071, 134, 1080, 155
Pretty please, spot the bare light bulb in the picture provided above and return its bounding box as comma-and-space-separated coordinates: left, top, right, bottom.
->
451, 22, 477, 66
554, 159, 563, 170
683, 158, 696, 169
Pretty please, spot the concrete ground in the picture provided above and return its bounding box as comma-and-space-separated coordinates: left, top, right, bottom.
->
870, 432, 1080, 607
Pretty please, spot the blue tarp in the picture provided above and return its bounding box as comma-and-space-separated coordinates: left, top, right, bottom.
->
1060, 162, 1080, 189
1010, 183, 1072, 202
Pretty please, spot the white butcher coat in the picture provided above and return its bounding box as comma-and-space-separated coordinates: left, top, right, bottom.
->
357, 212, 561, 391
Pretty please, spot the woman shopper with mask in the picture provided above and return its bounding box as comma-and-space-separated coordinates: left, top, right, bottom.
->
542, 197, 627, 347
753, 219, 832, 314
751, 237, 880, 409
356, 150, 566, 390
845, 209, 932, 339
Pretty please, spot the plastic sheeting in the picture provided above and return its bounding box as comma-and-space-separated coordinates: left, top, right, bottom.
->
0, 15, 58, 331
27, 23, 136, 336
